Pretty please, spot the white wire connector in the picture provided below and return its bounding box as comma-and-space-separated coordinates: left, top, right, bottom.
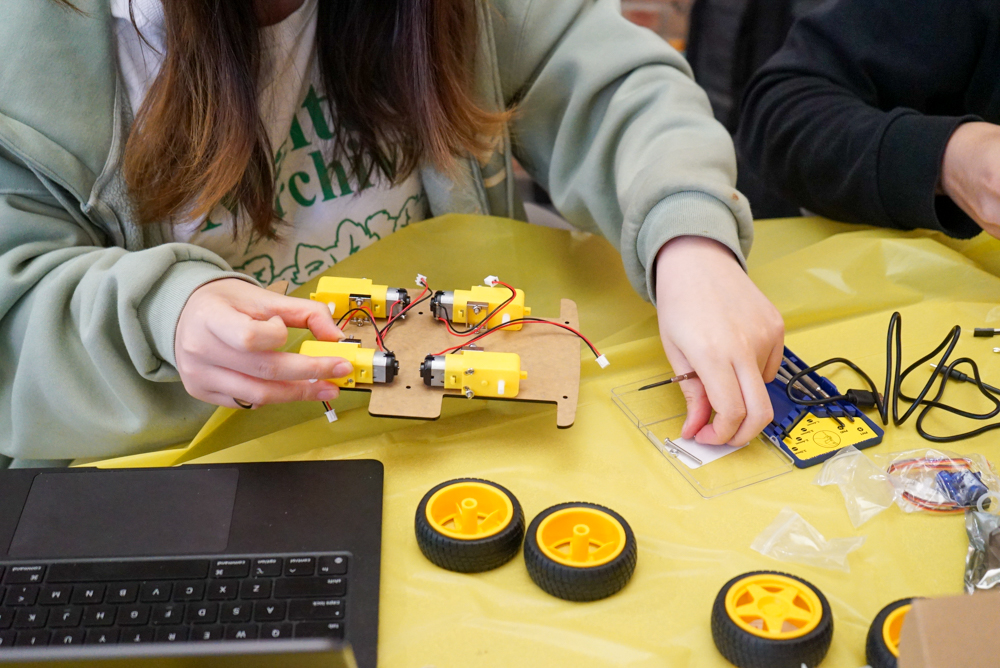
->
595, 354, 610, 369
415, 274, 428, 287
484, 275, 500, 287
325, 408, 338, 423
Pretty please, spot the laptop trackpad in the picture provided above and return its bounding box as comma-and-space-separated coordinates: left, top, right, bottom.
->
8, 468, 239, 558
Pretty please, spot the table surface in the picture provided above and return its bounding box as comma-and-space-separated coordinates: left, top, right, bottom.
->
94, 214, 1000, 668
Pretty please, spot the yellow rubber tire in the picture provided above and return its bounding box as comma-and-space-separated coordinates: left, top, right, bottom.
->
711, 571, 833, 668
415, 478, 524, 573
866, 599, 914, 668
523, 502, 637, 602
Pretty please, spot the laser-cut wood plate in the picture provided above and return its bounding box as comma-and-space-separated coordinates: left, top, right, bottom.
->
327, 299, 581, 427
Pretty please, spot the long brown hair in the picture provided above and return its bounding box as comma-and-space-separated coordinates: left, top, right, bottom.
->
61, 0, 508, 236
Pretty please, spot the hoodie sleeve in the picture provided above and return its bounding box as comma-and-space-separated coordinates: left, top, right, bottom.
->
0, 152, 255, 463
493, 0, 753, 302
736, 0, 990, 237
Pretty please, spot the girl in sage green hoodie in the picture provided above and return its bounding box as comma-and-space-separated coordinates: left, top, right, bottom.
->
0, 0, 783, 466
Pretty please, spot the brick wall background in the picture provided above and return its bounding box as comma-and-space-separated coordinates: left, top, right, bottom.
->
622, 0, 695, 52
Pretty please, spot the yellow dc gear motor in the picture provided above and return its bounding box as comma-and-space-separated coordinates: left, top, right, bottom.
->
419, 350, 527, 398
430, 283, 530, 330
309, 277, 410, 319
299, 339, 399, 387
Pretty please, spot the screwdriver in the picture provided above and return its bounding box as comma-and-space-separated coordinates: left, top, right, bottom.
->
638, 371, 699, 392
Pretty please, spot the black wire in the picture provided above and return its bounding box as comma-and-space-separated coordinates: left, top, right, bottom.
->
381, 291, 433, 340
336, 307, 390, 353
784, 311, 1000, 442
442, 283, 518, 335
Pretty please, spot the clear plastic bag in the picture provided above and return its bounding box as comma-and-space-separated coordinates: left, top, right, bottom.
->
875, 449, 1000, 514
965, 509, 1000, 593
814, 446, 895, 528
751, 508, 865, 573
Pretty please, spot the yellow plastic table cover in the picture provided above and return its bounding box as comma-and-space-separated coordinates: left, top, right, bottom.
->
91, 214, 1000, 667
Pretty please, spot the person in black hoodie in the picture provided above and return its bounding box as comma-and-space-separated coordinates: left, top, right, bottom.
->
736, 0, 1000, 239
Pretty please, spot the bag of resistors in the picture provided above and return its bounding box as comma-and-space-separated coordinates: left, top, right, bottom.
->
874, 449, 999, 514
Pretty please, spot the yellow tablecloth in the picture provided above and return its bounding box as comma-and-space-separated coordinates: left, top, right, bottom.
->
94, 215, 1000, 667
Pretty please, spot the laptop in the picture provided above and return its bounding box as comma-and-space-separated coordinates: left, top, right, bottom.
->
0, 461, 382, 668
0, 638, 356, 667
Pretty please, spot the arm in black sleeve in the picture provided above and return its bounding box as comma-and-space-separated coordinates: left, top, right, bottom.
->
736, 0, 994, 236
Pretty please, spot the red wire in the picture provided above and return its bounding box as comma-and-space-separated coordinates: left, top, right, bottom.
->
339, 306, 386, 351
386, 284, 428, 329
432, 318, 601, 357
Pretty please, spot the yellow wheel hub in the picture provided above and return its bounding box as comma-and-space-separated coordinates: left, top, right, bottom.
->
536, 507, 626, 568
882, 604, 910, 658
425, 482, 514, 540
724, 574, 823, 640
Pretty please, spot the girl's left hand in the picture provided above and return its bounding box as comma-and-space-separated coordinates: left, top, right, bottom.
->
654, 236, 785, 446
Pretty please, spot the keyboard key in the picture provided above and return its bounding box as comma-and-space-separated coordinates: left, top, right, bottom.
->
139, 582, 172, 603
288, 599, 343, 621
294, 621, 344, 639
106, 583, 138, 604
284, 558, 315, 577
71, 585, 105, 605
220, 602, 252, 624
119, 628, 154, 644
154, 626, 189, 643
14, 630, 50, 646
211, 560, 250, 579
151, 604, 184, 626
240, 580, 271, 599
4, 566, 45, 585
274, 577, 346, 599
0, 630, 14, 647
84, 629, 119, 645
5, 586, 38, 607
0, 609, 12, 629
186, 603, 219, 624
39, 586, 71, 606
82, 606, 116, 627
50, 629, 86, 646
191, 625, 224, 641
225, 623, 258, 640
48, 560, 210, 584
49, 606, 83, 628
0, 567, 4, 582
116, 604, 150, 626
260, 622, 293, 640
173, 582, 205, 602
253, 558, 282, 578
13, 608, 47, 629
318, 556, 348, 576
254, 601, 286, 622
207, 581, 238, 601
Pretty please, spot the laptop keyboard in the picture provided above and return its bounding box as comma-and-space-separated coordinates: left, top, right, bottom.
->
0, 554, 349, 648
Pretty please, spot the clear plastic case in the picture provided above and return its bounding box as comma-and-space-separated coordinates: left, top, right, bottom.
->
612, 374, 794, 498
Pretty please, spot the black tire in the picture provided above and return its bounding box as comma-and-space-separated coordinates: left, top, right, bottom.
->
414, 478, 524, 573
866, 598, 914, 668
523, 502, 637, 602
711, 570, 833, 668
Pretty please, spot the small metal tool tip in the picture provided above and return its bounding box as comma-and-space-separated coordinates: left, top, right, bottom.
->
638, 380, 673, 391
638, 371, 698, 391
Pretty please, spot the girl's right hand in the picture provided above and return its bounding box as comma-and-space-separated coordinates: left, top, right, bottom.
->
175, 278, 353, 409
